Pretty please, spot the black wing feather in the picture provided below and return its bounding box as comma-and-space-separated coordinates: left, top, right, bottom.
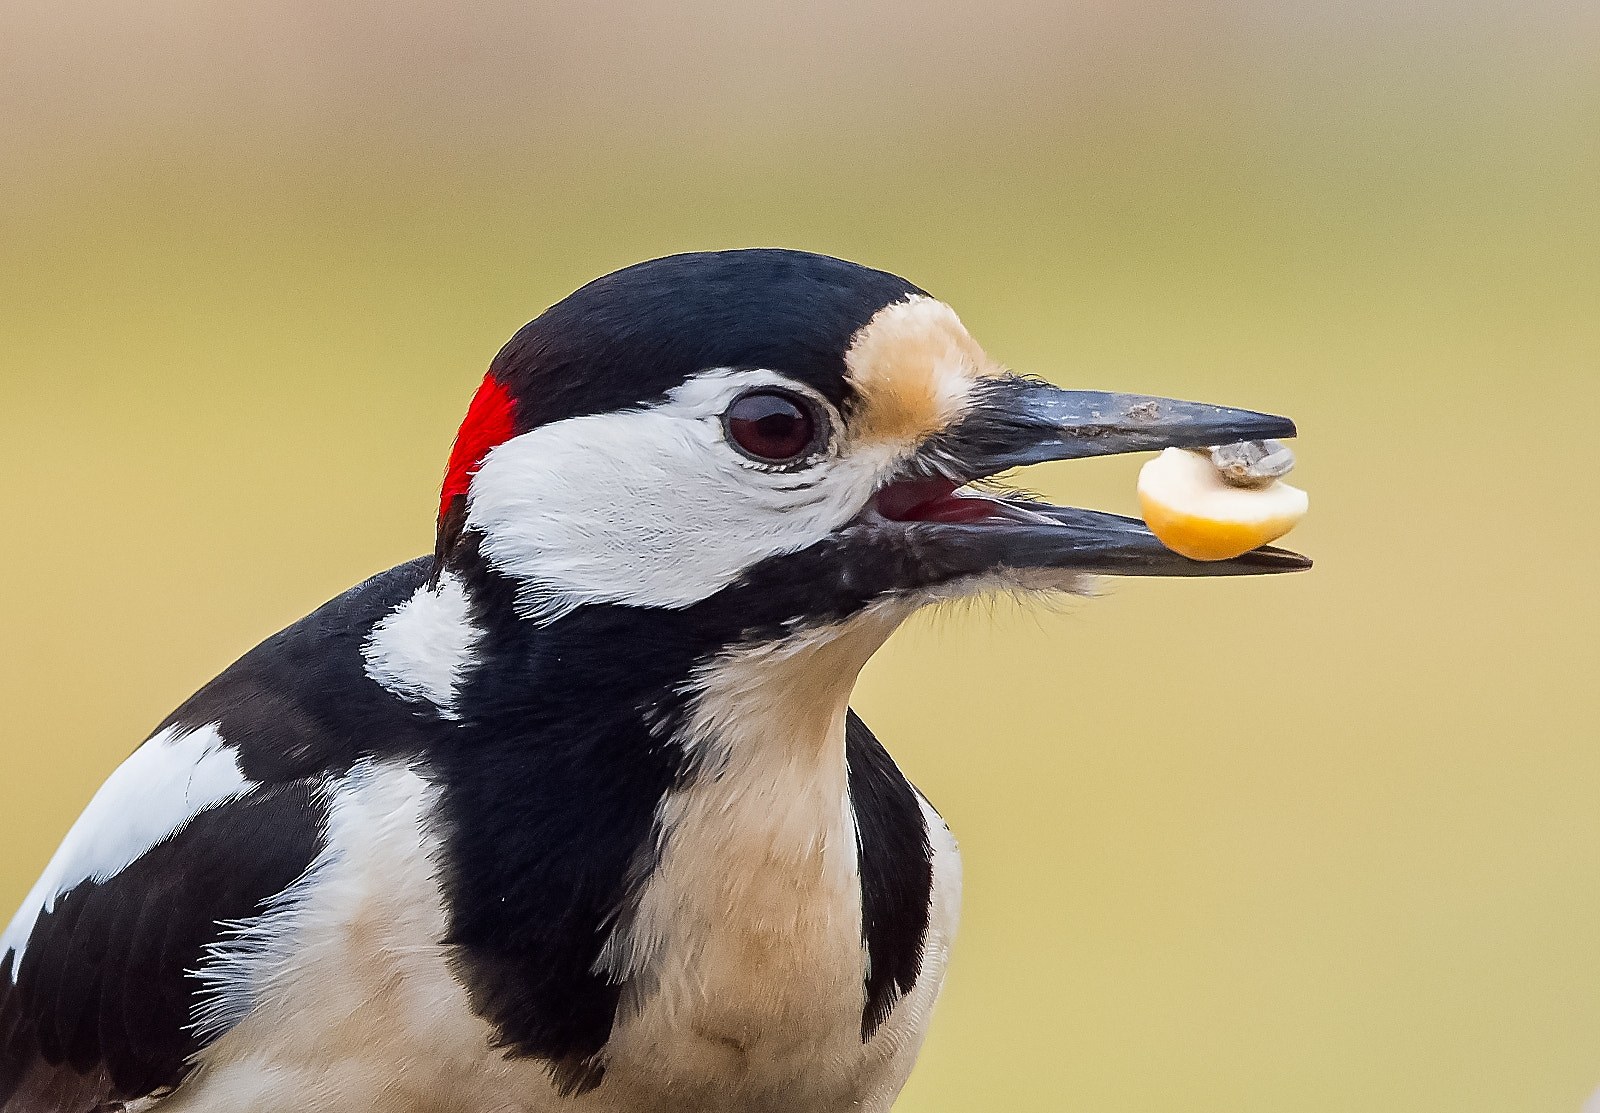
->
2, 557, 453, 1112
0, 783, 328, 1112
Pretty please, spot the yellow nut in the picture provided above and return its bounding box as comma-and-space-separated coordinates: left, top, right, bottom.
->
1138, 447, 1308, 561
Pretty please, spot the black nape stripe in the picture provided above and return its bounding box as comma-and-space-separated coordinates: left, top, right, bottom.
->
846, 710, 934, 1040
0, 783, 328, 1111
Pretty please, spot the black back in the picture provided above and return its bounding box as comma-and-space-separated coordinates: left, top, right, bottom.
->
155, 558, 446, 782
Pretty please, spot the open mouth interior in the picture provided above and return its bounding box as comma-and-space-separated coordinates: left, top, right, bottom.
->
873, 476, 1005, 524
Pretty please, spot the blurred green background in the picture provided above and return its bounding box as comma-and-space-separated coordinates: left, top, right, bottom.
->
2, 2, 1597, 1110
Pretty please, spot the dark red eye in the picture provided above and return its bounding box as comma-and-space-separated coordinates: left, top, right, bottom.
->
724, 390, 820, 464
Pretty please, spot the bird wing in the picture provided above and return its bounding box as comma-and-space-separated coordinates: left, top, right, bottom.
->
0, 754, 328, 1112
1, 557, 446, 1112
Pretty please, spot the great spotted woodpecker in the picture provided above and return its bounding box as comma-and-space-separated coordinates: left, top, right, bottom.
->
0, 249, 1306, 1112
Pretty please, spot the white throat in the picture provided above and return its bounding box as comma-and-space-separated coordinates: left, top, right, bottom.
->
594, 604, 912, 1027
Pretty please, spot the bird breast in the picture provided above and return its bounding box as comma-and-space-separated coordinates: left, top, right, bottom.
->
595, 635, 878, 1097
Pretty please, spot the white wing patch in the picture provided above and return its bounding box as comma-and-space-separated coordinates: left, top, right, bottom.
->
361, 572, 481, 719
1, 722, 251, 976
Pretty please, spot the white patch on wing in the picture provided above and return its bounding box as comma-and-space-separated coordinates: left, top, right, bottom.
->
467, 368, 910, 621
1, 722, 250, 976
362, 571, 481, 718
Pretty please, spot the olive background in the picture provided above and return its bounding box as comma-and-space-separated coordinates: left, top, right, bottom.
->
2, 3, 1597, 1110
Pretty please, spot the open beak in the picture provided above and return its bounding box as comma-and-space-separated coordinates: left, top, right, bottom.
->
864, 376, 1312, 579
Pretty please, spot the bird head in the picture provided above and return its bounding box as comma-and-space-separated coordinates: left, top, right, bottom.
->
434, 249, 1306, 665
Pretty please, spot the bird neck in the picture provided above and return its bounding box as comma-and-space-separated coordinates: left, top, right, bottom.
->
680, 605, 906, 776
591, 607, 905, 987
428, 563, 911, 1069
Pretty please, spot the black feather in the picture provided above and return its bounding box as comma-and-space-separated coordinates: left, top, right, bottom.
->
0, 784, 327, 1111
846, 711, 934, 1039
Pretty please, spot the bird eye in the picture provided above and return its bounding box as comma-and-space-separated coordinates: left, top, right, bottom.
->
723, 389, 822, 465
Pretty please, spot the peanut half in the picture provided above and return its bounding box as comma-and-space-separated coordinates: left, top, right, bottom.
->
1137, 441, 1308, 561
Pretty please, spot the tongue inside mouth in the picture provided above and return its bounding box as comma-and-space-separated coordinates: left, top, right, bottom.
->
874, 477, 1003, 523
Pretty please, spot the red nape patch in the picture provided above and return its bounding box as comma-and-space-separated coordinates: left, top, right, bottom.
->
439, 374, 517, 521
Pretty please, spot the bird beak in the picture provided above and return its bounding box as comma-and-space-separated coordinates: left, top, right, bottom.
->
862, 376, 1312, 579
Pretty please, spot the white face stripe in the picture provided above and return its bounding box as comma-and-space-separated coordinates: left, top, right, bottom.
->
467, 368, 912, 621
361, 572, 482, 719
1, 722, 251, 975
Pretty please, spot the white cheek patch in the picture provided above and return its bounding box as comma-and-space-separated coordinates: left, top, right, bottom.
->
1, 722, 251, 975
362, 573, 482, 719
466, 369, 903, 621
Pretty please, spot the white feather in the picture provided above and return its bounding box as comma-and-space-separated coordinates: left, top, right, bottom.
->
1, 722, 251, 975
594, 602, 957, 1110
362, 572, 482, 719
